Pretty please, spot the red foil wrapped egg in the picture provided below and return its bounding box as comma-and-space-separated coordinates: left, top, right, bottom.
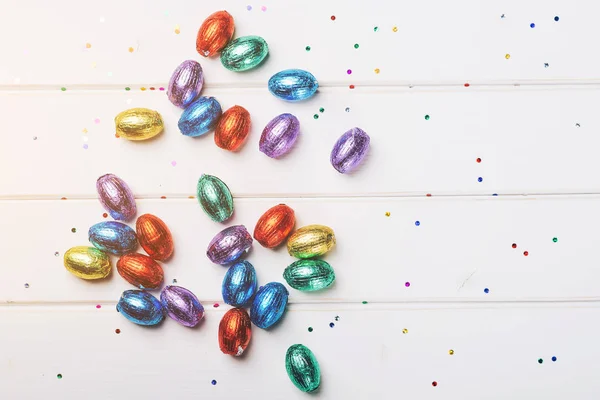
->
218, 308, 252, 356
214, 105, 251, 151
136, 214, 174, 261
254, 204, 295, 248
117, 253, 164, 289
196, 11, 235, 57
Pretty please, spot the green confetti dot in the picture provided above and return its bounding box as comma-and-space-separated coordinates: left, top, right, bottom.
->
125, 87, 131, 91
362, 300, 368, 304
374, 26, 378, 32
313, 114, 319, 119
71, 228, 76, 233
60, 87, 66, 92
305, 46, 311, 51
319, 107, 325, 113
538, 358, 543, 364
308, 327, 313, 332
553, 237, 558, 243
57, 374, 63, 379
354, 43, 359, 49
424, 115, 430, 120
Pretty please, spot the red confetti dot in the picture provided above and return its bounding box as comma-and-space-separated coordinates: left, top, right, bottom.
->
512, 243, 517, 249
160, 196, 167, 199
476, 158, 482, 163
115, 133, 120, 138
102, 213, 108, 218
213, 303, 220, 308
60, 197, 67, 200
464, 83, 470, 87
523, 251, 529, 256
426, 193, 432, 197
331, 15, 336, 21
349, 85, 355, 89
150, 87, 155, 91
432, 381, 438, 387
115, 329, 121, 334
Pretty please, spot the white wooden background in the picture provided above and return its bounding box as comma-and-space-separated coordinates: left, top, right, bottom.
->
1, 1, 599, 398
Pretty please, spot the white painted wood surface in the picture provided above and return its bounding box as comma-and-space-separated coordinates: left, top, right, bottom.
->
0, 0, 595, 398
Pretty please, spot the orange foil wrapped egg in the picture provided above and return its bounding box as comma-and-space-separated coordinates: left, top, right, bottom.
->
136, 214, 174, 261
117, 253, 164, 289
214, 105, 251, 151
196, 11, 235, 57
219, 308, 252, 356
254, 204, 296, 248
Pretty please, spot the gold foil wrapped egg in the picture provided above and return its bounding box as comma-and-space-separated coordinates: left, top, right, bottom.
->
287, 225, 336, 259
64, 246, 111, 280
196, 10, 235, 57
214, 105, 251, 151
115, 108, 164, 141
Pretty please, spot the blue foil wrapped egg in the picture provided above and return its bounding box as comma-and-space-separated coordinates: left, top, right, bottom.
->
88, 221, 138, 255
222, 260, 258, 307
117, 290, 165, 326
268, 69, 318, 101
168, 60, 204, 108
250, 282, 289, 329
178, 97, 222, 137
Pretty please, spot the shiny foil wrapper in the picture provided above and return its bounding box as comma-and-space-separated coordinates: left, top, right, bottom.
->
253, 204, 295, 248
283, 259, 335, 291
207, 225, 253, 265
117, 253, 164, 289
96, 173, 137, 221
196, 10, 235, 57
287, 225, 336, 259
64, 246, 111, 280
160, 286, 204, 327
219, 308, 252, 356
117, 290, 165, 326
178, 97, 222, 137
115, 108, 164, 141
268, 69, 318, 102
220, 35, 269, 72
222, 260, 258, 307
197, 174, 234, 222
259, 113, 300, 158
331, 127, 370, 174
88, 221, 138, 256
136, 214, 174, 261
250, 282, 289, 329
286, 344, 321, 392
168, 60, 204, 108
214, 105, 251, 151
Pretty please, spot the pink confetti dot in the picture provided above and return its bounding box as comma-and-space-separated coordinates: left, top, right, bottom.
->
96, 304, 101, 309
347, 69, 352, 75
213, 303, 220, 308
159, 87, 165, 91
94, 118, 100, 124
405, 282, 410, 287
261, 5, 267, 11
171, 161, 177, 166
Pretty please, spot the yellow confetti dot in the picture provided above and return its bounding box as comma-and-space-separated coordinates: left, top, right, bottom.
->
402, 328, 408, 334
85, 43, 91, 49
82, 128, 88, 134
91, 62, 97, 68
449, 349, 454, 355
392, 26, 398, 32
505, 53, 510, 59
140, 87, 146, 91
174, 25, 180, 34
374, 68, 380, 74
385, 211, 391, 217
128, 47, 134, 53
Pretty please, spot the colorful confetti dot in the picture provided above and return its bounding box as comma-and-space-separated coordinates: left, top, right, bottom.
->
115, 329, 121, 334
484, 288, 489, 293
424, 115, 430, 120
552, 356, 557, 362
71, 228, 76, 233
501, 14, 505, 19
349, 84, 355, 89
345, 107, 350, 112
330, 15, 336, 21
415, 221, 420, 226
319, 107, 325, 113
464, 83, 470, 87
512, 243, 517, 249
171, 161, 177, 167
60, 87, 66, 91
476, 158, 482, 163
362, 300, 368, 304
538, 358, 543, 364
392, 26, 398, 32
83, 144, 88, 150
354, 43, 359, 49
125, 87, 131, 91
94, 118, 100, 124
211, 380, 217, 385
576, 123, 581, 127
213, 303, 220, 308
544, 63, 549, 68
141, 87, 147, 91
159, 87, 165, 91
24, 283, 29, 288
402, 328, 408, 334
313, 114, 319, 120
405, 282, 410, 287
308, 327, 313, 332
554, 16, 560, 22
85, 43, 91, 49
174, 25, 180, 34
449, 349, 454, 355
347, 69, 352, 75
385, 211, 391, 217
305, 45, 311, 51
33, 136, 37, 141
432, 381, 438, 387
524, 251, 529, 256
57, 374, 62, 379
478, 177, 483, 182
247, 5, 252, 10
374, 26, 379, 32
530, 23, 535, 28
329, 322, 335, 328
374, 68, 380, 74
553, 237, 558, 243
505, 54, 511, 59
172, 279, 177, 284
261, 6, 266, 11
54, 252, 59, 257
128, 47, 134, 53
335, 316, 340, 321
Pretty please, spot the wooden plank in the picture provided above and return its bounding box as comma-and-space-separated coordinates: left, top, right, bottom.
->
1, 303, 597, 399
1, 87, 598, 197
3, 196, 598, 303
0, 0, 594, 86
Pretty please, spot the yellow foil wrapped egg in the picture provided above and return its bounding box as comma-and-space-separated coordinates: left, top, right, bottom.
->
287, 225, 336, 259
115, 108, 164, 141
64, 246, 111, 280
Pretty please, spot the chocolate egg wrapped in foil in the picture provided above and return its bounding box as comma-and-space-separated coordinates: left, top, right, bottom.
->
178, 97, 222, 137
168, 60, 204, 108
253, 204, 295, 248
197, 174, 234, 222
222, 260, 258, 307
196, 10, 235, 57
64, 246, 111, 280
160, 286, 205, 327
96, 173, 136, 221
207, 225, 253, 265
219, 308, 252, 356
259, 113, 300, 158
268, 69, 318, 101
115, 108, 164, 141
284, 259, 335, 291
331, 127, 370, 174
117, 253, 164, 289
214, 105, 251, 151
136, 214, 174, 261
220, 36, 269, 72
117, 290, 165, 326
286, 344, 321, 392
88, 221, 138, 256
287, 225, 336, 259
250, 282, 289, 329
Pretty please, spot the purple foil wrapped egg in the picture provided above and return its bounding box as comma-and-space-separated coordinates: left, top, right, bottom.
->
168, 60, 204, 108
96, 173, 136, 221
160, 286, 205, 327
207, 225, 253, 265
259, 113, 300, 158
330, 127, 371, 174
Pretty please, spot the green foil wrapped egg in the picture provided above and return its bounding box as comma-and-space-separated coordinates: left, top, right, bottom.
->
197, 174, 234, 222
220, 36, 269, 72
285, 344, 321, 392
287, 224, 335, 259
283, 259, 335, 291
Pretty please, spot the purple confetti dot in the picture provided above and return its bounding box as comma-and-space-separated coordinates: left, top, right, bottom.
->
347, 69, 352, 75
247, 5, 252, 10
171, 161, 177, 166
261, 5, 266, 11
405, 282, 410, 287
83, 144, 88, 149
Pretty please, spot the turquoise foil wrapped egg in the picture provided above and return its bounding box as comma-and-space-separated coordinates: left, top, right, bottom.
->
283, 259, 335, 291
286, 344, 321, 392
178, 97, 222, 137
197, 174, 234, 222
222, 260, 258, 307
220, 36, 269, 72
88, 221, 138, 255
268, 69, 318, 101
250, 282, 289, 329
117, 290, 165, 326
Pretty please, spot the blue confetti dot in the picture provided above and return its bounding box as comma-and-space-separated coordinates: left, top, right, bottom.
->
552, 356, 557, 362
492, 193, 498, 196
211, 380, 217, 385
415, 221, 420, 226
530, 23, 535, 28
484, 288, 490, 294
478, 177, 483, 182
554, 16, 559, 21
329, 322, 335, 328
